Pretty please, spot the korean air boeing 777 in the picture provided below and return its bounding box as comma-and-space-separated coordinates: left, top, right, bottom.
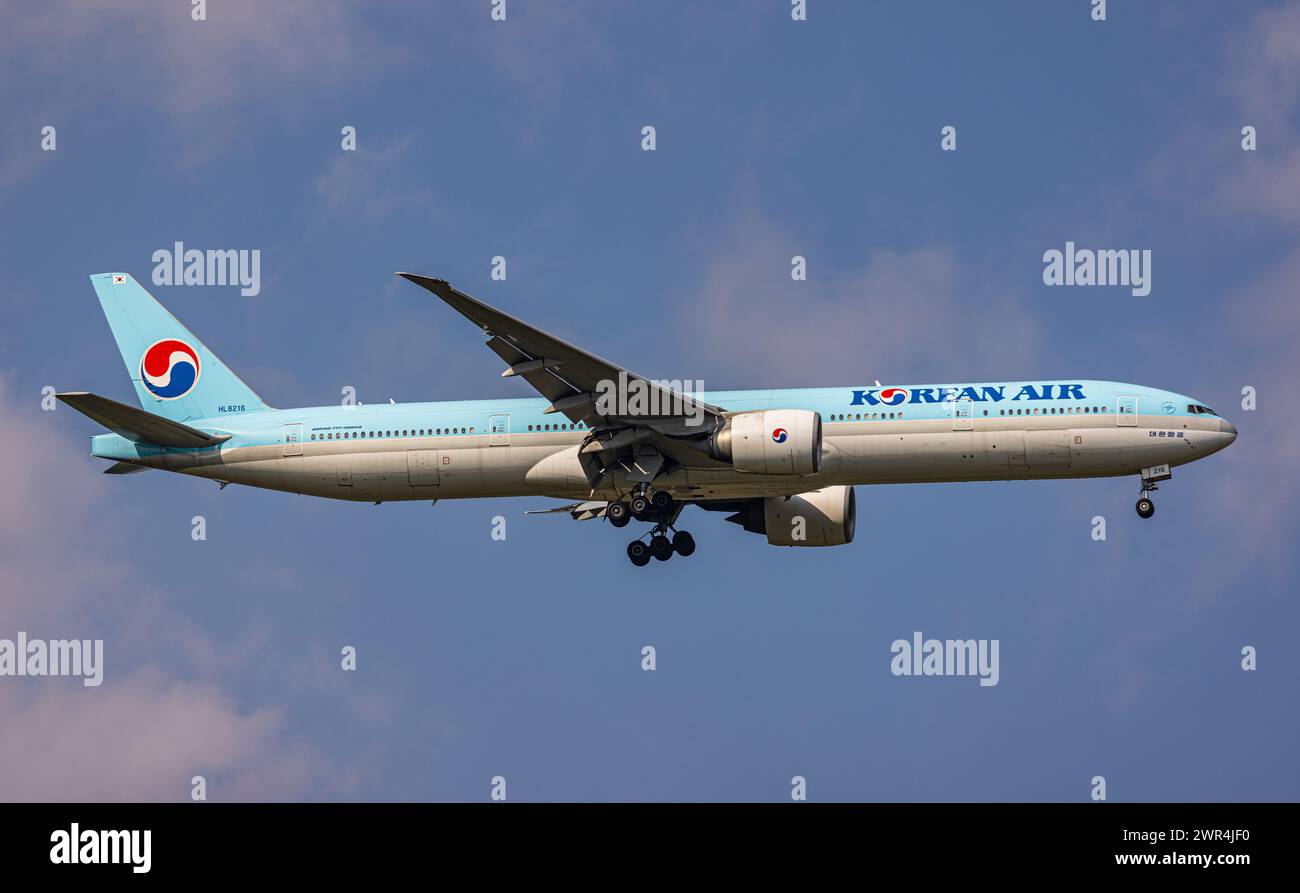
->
60, 272, 1237, 566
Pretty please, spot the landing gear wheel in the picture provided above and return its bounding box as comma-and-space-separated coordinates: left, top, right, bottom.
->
650, 490, 675, 513
627, 540, 651, 566
630, 494, 652, 521
671, 531, 696, 557
1136, 497, 1155, 519
607, 502, 630, 527
650, 535, 673, 561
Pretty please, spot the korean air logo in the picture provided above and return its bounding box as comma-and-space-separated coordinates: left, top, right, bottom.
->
878, 387, 910, 406
771, 427, 788, 444
140, 339, 201, 400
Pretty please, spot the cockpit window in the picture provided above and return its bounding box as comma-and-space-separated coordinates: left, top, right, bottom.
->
1188, 404, 1216, 416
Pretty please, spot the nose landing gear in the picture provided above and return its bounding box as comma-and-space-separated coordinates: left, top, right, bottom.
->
1134, 471, 1166, 519
1134, 465, 1171, 520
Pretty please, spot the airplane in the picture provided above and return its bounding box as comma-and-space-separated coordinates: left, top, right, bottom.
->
59, 272, 1238, 567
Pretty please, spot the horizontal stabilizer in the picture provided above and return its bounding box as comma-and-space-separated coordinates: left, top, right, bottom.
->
104, 461, 152, 475
57, 392, 230, 447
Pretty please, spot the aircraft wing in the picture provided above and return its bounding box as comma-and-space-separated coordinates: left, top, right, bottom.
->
397, 274, 724, 429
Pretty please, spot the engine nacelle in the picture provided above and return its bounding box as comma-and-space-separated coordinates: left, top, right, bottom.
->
725, 486, 856, 547
709, 409, 822, 475
764, 486, 855, 546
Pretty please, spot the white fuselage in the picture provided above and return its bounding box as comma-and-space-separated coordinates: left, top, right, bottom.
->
108, 382, 1235, 504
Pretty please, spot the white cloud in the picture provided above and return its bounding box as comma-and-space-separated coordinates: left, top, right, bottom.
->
484, 0, 615, 96
675, 211, 1040, 387
314, 136, 439, 222
0, 669, 332, 802
0, 0, 398, 166
0, 377, 342, 800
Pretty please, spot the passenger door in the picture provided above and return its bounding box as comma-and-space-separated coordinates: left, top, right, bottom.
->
952, 396, 973, 430
282, 423, 303, 457
1116, 395, 1138, 427
489, 414, 509, 446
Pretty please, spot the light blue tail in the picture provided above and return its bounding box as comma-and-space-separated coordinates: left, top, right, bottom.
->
90, 272, 271, 422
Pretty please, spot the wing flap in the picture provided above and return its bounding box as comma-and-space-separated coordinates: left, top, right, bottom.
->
525, 500, 608, 521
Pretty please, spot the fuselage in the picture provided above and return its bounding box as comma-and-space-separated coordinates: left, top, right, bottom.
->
89, 379, 1237, 503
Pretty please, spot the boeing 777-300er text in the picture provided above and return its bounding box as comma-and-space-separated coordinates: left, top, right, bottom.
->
60, 272, 1237, 566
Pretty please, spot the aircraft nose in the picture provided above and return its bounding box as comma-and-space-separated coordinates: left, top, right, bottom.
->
1220, 418, 1237, 444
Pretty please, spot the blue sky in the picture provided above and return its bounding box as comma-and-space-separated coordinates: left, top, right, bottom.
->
1, 0, 1297, 801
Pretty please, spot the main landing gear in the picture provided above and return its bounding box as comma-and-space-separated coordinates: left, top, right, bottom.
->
613, 489, 695, 566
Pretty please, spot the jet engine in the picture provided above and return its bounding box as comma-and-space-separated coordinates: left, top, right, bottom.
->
707, 409, 822, 475
723, 486, 856, 547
